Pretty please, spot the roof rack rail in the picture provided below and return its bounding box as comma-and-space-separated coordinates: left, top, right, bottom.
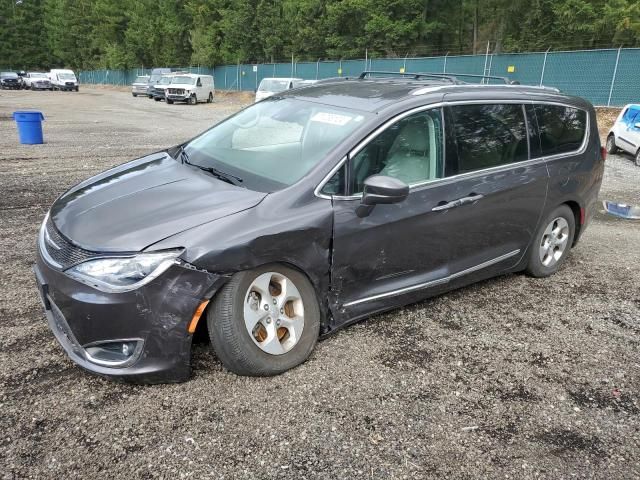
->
359, 70, 512, 85
358, 71, 458, 84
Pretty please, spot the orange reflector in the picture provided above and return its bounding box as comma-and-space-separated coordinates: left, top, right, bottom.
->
188, 300, 209, 334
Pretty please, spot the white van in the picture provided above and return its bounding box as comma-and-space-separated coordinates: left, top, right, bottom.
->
48, 69, 79, 91
606, 104, 640, 166
165, 74, 214, 105
255, 77, 303, 102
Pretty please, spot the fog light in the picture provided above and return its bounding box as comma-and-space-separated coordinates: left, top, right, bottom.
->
84, 340, 143, 368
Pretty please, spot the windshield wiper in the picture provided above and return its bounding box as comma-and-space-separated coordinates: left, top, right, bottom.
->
178, 146, 244, 186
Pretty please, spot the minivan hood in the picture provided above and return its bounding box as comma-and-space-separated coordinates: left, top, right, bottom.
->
50, 153, 267, 252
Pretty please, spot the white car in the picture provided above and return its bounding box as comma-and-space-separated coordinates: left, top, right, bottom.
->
607, 104, 640, 166
48, 69, 79, 91
255, 77, 303, 102
165, 74, 214, 105
24, 72, 52, 90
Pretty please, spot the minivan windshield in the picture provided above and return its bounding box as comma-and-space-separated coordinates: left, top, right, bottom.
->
258, 79, 291, 92
183, 98, 369, 192
171, 76, 195, 85
59, 73, 76, 80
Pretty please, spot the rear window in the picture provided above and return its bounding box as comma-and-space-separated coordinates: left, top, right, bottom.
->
449, 104, 528, 175
258, 79, 291, 92
535, 105, 587, 156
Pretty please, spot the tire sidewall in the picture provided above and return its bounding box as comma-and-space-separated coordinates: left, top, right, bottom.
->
635, 150, 640, 167
606, 134, 616, 154
526, 205, 576, 277
209, 264, 320, 375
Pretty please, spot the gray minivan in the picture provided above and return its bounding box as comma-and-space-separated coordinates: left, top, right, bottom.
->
34, 72, 604, 383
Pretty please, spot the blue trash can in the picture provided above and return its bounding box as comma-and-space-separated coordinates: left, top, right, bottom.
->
13, 111, 45, 144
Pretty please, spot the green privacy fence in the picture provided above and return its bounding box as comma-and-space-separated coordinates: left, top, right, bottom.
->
78, 48, 640, 107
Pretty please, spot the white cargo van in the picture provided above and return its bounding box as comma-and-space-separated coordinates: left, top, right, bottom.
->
165, 74, 214, 105
48, 69, 79, 91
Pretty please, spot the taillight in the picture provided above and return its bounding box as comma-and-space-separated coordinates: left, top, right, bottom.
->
600, 146, 607, 161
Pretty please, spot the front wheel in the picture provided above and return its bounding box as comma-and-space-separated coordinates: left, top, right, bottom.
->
207, 264, 320, 376
635, 149, 640, 167
525, 205, 575, 278
189, 94, 197, 105
166, 99, 174, 104
606, 134, 617, 154
207, 92, 213, 103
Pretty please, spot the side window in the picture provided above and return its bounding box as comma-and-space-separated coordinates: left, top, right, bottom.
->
197, 77, 202, 87
448, 104, 528, 175
349, 108, 444, 194
320, 163, 346, 196
535, 105, 587, 156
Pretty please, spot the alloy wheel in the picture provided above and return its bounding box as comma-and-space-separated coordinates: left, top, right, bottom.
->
539, 217, 570, 267
243, 272, 304, 355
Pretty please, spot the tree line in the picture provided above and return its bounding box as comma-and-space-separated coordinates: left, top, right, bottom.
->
1, 0, 639, 70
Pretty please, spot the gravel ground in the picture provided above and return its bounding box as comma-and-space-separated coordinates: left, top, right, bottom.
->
0, 87, 639, 479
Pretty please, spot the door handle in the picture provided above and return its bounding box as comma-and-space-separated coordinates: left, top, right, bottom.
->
432, 194, 484, 212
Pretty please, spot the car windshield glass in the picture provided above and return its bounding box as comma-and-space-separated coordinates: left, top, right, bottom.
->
134, 76, 148, 83
171, 76, 195, 85
158, 76, 172, 85
30, 73, 47, 78
258, 79, 290, 92
149, 74, 163, 83
184, 97, 369, 192
1, 72, 18, 78
59, 73, 76, 80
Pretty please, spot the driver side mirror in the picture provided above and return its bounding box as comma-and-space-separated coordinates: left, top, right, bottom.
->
356, 175, 409, 218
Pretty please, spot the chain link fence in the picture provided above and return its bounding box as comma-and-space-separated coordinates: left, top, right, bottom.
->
76, 48, 639, 107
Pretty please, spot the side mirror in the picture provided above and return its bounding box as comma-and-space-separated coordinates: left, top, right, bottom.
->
356, 175, 409, 218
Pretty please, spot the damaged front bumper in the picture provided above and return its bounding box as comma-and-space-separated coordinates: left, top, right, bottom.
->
34, 252, 227, 384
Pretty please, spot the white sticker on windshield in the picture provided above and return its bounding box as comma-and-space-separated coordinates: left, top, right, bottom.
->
311, 112, 353, 126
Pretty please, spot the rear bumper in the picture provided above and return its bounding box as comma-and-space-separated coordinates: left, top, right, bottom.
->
34, 251, 226, 384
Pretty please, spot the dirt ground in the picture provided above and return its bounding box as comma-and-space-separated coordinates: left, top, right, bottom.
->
0, 87, 639, 479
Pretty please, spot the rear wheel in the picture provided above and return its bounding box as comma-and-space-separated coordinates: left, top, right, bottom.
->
207, 92, 213, 103
525, 205, 575, 278
154, 97, 161, 102
207, 264, 320, 376
606, 134, 618, 154
635, 149, 640, 167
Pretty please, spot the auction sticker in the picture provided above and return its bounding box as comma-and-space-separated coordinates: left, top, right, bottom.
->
311, 112, 353, 126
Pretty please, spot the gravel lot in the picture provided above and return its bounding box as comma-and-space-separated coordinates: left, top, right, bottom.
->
0, 87, 639, 479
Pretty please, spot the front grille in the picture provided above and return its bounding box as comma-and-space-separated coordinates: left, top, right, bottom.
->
43, 217, 99, 269
65, 82, 74, 86
168, 88, 185, 95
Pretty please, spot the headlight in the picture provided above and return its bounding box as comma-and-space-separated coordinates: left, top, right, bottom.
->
66, 249, 183, 293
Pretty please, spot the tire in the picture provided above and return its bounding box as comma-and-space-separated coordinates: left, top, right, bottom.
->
154, 97, 161, 102
166, 99, 174, 104
132, 93, 137, 97
31, 85, 36, 91
606, 134, 617, 154
525, 205, 575, 278
207, 264, 320, 376
189, 94, 197, 105
635, 149, 640, 167
207, 92, 213, 103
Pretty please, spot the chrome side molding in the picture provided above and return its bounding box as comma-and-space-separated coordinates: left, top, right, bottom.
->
343, 249, 521, 308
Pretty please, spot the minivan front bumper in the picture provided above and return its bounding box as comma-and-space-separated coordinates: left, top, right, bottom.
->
34, 250, 226, 384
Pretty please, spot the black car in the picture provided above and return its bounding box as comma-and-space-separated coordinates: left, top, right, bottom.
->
34, 72, 605, 383
0, 71, 23, 89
